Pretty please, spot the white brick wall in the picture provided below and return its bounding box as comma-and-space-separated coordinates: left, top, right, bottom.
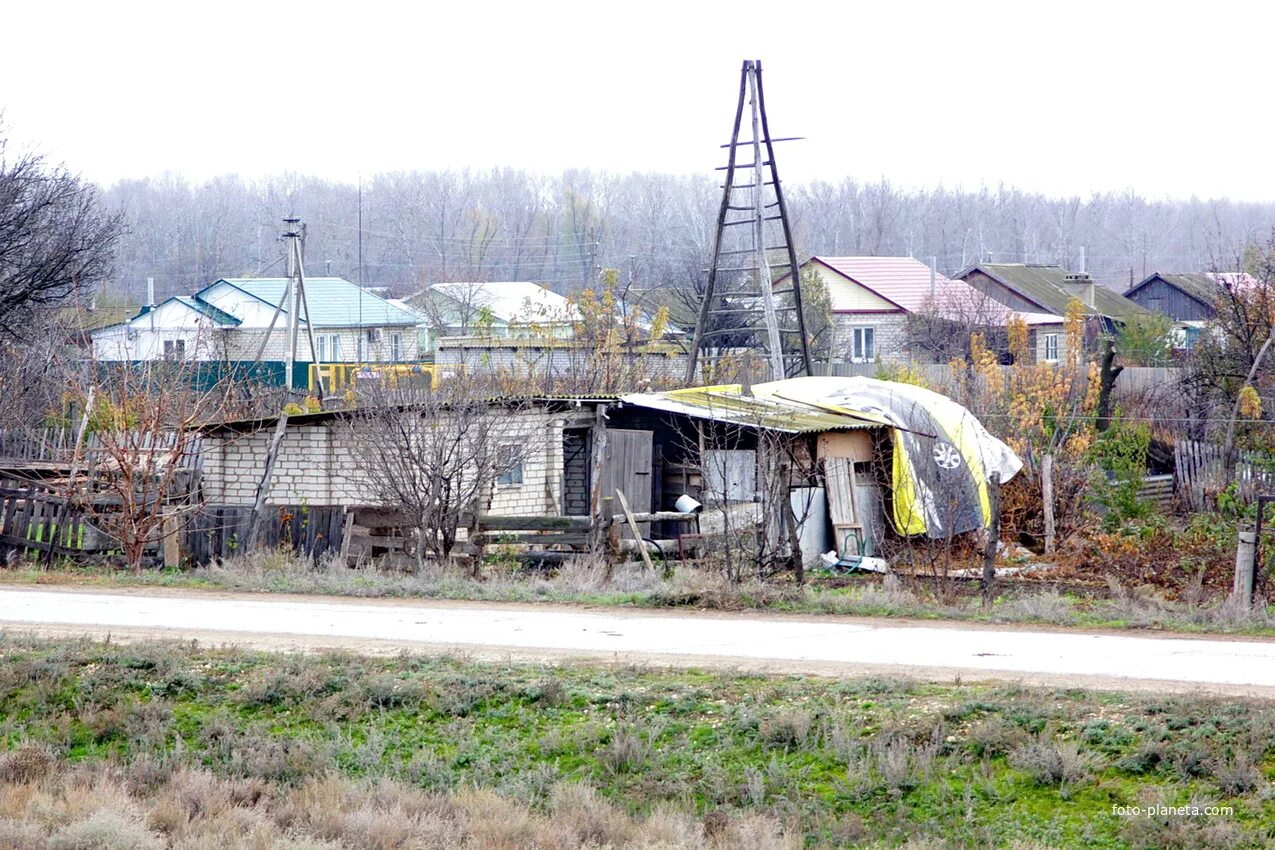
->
201, 409, 567, 516
832, 313, 910, 363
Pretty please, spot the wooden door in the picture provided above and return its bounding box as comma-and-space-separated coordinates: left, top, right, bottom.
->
600, 429, 653, 535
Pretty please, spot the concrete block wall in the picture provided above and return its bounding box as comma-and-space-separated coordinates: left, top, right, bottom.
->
201, 409, 568, 516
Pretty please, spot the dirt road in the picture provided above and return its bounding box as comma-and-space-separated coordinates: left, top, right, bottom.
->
2, 584, 1272, 696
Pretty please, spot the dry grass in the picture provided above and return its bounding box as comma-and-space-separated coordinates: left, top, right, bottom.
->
0, 764, 800, 850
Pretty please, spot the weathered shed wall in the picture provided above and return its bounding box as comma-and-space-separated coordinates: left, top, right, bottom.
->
201, 407, 585, 516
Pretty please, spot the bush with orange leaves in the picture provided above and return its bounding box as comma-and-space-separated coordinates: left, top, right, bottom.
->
952, 300, 1101, 554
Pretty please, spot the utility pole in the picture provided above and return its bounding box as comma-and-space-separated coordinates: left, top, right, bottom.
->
280, 218, 326, 399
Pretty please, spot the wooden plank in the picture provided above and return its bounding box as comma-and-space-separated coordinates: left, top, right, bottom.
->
615, 488, 654, 573
246, 412, 290, 550
162, 512, 180, 568
825, 457, 860, 529
478, 515, 592, 532
609, 511, 699, 524
339, 509, 355, 562
473, 532, 590, 546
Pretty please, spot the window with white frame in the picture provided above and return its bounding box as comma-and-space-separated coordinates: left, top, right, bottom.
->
162, 339, 186, 361
317, 334, 342, 362
495, 444, 525, 487
1043, 333, 1059, 363
850, 326, 876, 362
390, 332, 403, 362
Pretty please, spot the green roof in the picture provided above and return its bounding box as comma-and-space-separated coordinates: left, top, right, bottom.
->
175, 296, 241, 325
1134, 273, 1222, 306
201, 278, 420, 328
965, 264, 1152, 323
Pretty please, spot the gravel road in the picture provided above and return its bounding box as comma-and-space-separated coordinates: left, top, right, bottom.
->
2, 584, 1272, 696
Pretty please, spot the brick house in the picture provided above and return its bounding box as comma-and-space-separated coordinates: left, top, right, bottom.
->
789, 256, 1062, 364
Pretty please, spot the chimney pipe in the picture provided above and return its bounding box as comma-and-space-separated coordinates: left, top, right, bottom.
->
929, 257, 937, 299
1078, 246, 1086, 274
146, 277, 155, 307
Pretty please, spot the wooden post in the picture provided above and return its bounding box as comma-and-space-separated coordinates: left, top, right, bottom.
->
162, 511, 180, 568
615, 488, 654, 573
982, 476, 1002, 610
587, 405, 610, 562
246, 412, 290, 551
1041, 452, 1056, 554
1234, 530, 1257, 607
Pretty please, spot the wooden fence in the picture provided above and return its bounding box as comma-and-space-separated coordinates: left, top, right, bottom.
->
1174, 440, 1275, 511
182, 505, 347, 564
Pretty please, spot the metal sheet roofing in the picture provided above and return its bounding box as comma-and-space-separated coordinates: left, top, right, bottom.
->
174, 296, 241, 325
961, 264, 1153, 323
201, 278, 421, 328
620, 384, 886, 434
808, 257, 1062, 326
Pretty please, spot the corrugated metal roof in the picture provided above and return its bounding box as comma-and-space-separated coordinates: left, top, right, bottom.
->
962, 264, 1152, 322
202, 278, 421, 328
620, 385, 885, 434
809, 257, 1062, 326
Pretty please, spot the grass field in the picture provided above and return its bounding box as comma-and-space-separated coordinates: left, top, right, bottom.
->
1, 635, 1273, 848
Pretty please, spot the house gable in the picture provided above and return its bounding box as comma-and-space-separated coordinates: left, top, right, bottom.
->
1124, 273, 1217, 322
806, 259, 903, 313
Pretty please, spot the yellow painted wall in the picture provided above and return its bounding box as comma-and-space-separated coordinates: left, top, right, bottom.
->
810, 265, 897, 312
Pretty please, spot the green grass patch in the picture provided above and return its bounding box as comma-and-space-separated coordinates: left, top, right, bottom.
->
2, 635, 1275, 848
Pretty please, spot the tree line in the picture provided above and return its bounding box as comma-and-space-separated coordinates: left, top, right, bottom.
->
98, 170, 1275, 309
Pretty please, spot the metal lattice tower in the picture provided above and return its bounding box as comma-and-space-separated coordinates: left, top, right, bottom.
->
685, 60, 811, 383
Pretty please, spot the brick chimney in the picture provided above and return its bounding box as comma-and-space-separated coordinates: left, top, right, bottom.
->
1062, 272, 1095, 309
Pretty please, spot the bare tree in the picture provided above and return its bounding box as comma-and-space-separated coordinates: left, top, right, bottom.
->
345, 377, 537, 574
0, 134, 122, 338
70, 359, 232, 570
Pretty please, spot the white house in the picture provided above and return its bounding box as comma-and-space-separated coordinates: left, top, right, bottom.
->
408, 281, 580, 347
91, 277, 423, 386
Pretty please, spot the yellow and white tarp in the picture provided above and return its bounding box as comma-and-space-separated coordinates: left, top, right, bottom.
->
752, 376, 1022, 538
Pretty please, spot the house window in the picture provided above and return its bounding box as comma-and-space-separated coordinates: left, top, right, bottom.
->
390, 332, 403, 362
162, 339, 186, 361
851, 326, 875, 362
496, 444, 525, 487
317, 334, 342, 362
1043, 333, 1059, 363
1183, 327, 1201, 349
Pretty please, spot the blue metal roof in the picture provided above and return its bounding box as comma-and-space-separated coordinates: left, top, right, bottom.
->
199, 278, 421, 328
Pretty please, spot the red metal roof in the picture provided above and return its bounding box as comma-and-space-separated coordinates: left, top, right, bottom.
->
812, 256, 1061, 326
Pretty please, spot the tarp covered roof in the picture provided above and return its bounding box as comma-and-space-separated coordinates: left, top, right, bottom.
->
619, 384, 888, 434
624, 376, 1022, 538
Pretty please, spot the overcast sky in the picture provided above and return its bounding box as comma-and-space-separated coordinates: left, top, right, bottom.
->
2, 1, 1270, 200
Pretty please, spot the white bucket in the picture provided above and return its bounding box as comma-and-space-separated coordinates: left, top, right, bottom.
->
674, 494, 703, 514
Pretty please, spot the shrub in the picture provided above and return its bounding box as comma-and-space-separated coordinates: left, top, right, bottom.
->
1008, 740, 1096, 786
48, 811, 164, 850
0, 744, 54, 783
1211, 753, 1261, 796
758, 710, 813, 750
600, 725, 651, 774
